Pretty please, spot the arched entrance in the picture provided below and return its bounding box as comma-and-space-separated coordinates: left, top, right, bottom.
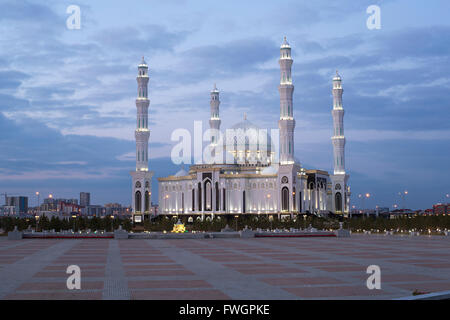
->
135, 191, 141, 213
281, 187, 289, 211
335, 192, 342, 212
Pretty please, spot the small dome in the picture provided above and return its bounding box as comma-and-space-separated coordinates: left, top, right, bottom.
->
211, 83, 219, 93
281, 36, 290, 49
174, 168, 188, 177
333, 70, 341, 81
139, 56, 147, 66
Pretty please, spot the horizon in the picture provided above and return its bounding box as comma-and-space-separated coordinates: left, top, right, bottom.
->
1, 0, 449, 210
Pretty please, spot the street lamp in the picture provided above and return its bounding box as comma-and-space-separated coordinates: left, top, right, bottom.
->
234, 215, 239, 231
364, 193, 370, 217
358, 194, 363, 213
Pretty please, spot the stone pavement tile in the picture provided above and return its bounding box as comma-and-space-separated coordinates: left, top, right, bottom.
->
125, 269, 195, 277
261, 276, 344, 286
53, 257, 107, 264
0, 257, 23, 264
283, 285, 390, 298
200, 254, 261, 262
130, 289, 230, 300
16, 281, 104, 291
350, 273, 444, 282
33, 270, 105, 278
315, 266, 368, 272
124, 264, 184, 270
295, 261, 362, 267
233, 267, 307, 275
413, 263, 450, 268
224, 263, 284, 269
122, 257, 174, 263
258, 254, 316, 261
4, 291, 103, 300
43, 265, 104, 271
391, 282, 450, 293
387, 259, 443, 264
128, 280, 212, 289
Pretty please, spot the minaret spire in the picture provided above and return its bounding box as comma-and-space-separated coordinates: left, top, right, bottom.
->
330, 71, 350, 215
331, 71, 345, 174
209, 83, 221, 145
278, 36, 295, 165
130, 57, 153, 223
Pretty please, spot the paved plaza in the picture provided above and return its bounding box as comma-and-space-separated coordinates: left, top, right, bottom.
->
0, 235, 449, 300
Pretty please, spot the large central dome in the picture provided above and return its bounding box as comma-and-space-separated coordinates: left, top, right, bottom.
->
223, 118, 275, 165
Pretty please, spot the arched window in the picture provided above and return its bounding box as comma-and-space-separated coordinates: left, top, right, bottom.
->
198, 182, 202, 211
242, 191, 246, 213
205, 180, 211, 211
145, 191, 150, 212
135, 191, 142, 212
282, 187, 289, 211
192, 189, 195, 211
223, 188, 226, 211
293, 187, 296, 211
335, 192, 342, 212
215, 182, 219, 211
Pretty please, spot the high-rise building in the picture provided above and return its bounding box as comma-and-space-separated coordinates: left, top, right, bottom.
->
130, 57, 153, 223
80, 192, 90, 207
5, 196, 28, 214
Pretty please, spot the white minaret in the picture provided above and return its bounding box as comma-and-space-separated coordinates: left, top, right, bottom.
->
330, 71, 350, 215
332, 71, 345, 175
278, 37, 295, 165
209, 84, 221, 146
130, 57, 153, 223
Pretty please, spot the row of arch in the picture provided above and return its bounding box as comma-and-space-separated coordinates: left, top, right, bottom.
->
135, 190, 150, 213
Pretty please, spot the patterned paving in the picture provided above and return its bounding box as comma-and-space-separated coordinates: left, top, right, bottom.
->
0, 235, 449, 300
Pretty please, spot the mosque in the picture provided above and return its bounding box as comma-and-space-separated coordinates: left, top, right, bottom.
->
130, 37, 350, 222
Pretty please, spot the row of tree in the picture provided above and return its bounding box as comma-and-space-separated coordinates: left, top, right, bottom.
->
1, 214, 449, 233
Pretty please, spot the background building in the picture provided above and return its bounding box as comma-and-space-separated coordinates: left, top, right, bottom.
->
80, 192, 90, 207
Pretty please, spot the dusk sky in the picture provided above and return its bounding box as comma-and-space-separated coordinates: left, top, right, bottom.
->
0, 0, 449, 209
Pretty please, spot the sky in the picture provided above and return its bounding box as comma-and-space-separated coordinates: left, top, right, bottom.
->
0, 0, 449, 209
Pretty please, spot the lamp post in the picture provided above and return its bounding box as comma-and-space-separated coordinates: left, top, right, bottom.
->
35, 192, 40, 231
358, 194, 362, 214
234, 215, 239, 231
398, 190, 408, 210
365, 193, 370, 217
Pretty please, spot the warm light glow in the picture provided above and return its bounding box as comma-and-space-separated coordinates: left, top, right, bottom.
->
365, 193, 370, 198
49, 194, 53, 198
35, 191, 39, 196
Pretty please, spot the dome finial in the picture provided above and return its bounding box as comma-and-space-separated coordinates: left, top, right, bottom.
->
333, 69, 341, 80
281, 36, 290, 48
243, 112, 247, 121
